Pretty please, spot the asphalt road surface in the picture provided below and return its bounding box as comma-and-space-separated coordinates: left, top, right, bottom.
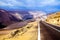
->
40, 21, 60, 40
40, 23, 53, 40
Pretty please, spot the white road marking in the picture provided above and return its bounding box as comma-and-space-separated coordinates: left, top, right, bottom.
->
43, 22, 60, 32
38, 21, 41, 40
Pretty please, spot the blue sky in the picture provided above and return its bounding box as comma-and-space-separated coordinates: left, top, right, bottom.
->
0, 0, 60, 13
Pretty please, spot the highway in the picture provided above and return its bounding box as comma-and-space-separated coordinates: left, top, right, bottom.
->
40, 21, 60, 40
0, 19, 60, 40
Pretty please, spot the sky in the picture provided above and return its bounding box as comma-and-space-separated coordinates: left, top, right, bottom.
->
0, 0, 60, 13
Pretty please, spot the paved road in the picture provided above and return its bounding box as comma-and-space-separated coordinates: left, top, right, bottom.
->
40, 22, 53, 40
40, 21, 60, 40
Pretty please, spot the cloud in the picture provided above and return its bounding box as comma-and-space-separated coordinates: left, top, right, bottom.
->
7, 0, 25, 6
37, 0, 60, 7
25, 0, 36, 5
0, 0, 60, 13
0, 0, 60, 7
0, 0, 25, 7
0, 1, 14, 6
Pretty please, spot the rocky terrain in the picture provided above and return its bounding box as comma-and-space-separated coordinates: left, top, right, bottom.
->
0, 9, 23, 28
0, 9, 46, 29
46, 12, 60, 26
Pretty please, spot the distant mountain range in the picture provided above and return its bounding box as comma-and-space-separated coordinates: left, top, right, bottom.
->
0, 9, 47, 29
0, 9, 33, 28
8, 10, 33, 20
